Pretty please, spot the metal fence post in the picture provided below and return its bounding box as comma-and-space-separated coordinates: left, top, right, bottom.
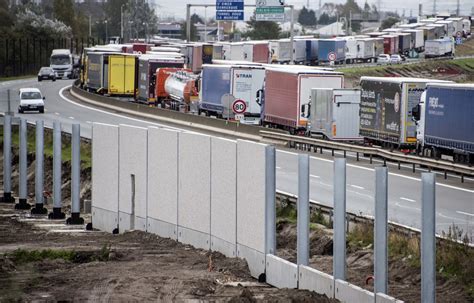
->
67, 124, 84, 224
1, 114, 15, 203
31, 120, 47, 215
265, 145, 276, 255
297, 154, 310, 266
421, 173, 436, 303
374, 166, 388, 294
49, 122, 65, 219
333, 158, 346, 281
15, 119, 31, 209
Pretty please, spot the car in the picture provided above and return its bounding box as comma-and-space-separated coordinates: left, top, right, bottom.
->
18, 88, 45, 114
37, 67, 56, 82
377, 54, 391, 64
390, 54, 403, 64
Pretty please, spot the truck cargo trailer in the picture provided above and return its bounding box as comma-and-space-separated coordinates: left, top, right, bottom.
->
359, 77, 448, 149
309, 88, 362, 141
230, 42, 245, 61
382, 35, 398, 55
303, 39, 319, 65
85, 52, 109, 92
402, 29, 424, 52
107, 54, 137, 96
397, 33, 411, 55
270, 40, 292, 63
243, 41, 269, 63
424, 38, 453, 58
417, 83, 474, 164
262, 67, 344, 132
318, 39, 346, 64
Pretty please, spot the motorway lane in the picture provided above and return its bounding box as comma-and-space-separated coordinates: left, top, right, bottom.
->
1, 79, 473, 236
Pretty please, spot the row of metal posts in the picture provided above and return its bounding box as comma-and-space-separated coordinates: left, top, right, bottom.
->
265, 150, 437, 302
1, 116, 84, 225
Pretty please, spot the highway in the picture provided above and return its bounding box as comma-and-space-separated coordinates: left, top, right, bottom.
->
1, 78, 473, 236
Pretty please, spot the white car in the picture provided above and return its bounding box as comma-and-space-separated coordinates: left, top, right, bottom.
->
18, 88, 45, 113
390, 54, 403, 64
377, 54, 391, 64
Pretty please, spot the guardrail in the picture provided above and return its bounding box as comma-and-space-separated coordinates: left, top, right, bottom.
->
260, 131, 474, 179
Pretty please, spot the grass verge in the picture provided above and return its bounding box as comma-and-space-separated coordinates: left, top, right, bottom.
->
0, 75, 35, 82
8, 245, 111, 264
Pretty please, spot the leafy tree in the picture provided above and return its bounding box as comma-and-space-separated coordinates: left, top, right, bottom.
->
104, 0, 127, 38
381, 16, 400, 29
318, 13, 330, 25
298, 6, 317, 26
124, 0, 158, 41
244, 12, 281, 40
0, 0, 13, 29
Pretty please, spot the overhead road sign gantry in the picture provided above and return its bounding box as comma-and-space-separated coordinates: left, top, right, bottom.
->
216, 0, 244, 21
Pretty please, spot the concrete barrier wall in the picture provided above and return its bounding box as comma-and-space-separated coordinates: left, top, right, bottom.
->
265, 254, 298, 289
91, 123, 119, 233
335, 279, 375, 303
376, 293, 404, 303
210, 137, 237, 257
298, 265, 334, 298
178, 132, 211, 250
147, 127, 179, 239
118, 125, 148, 232
236, 139, 268, 278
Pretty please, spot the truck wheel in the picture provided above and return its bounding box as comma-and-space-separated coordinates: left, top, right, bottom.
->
39, 107, 44, 114
18, 108, 23, 114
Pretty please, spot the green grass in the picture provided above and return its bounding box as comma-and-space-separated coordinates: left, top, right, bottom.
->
0, 75, 35, 82
276, 201, 331, 229
9, 249, 77, 264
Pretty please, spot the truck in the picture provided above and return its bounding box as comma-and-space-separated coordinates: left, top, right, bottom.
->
164, 70, 200, 112
424, 38, 453, 58
435, 20, 455, 37
318, 39, 346, 64
180, 44, 203, 73
402, 29, 424, 52
292, 39, 307, 64
446, 17, 464, 37
416, 83, 474, 164
85, 52, 109, 92
50, 49, 74, 79
202, 44, 214, 64
269, 39, 292, 63
397, 33, 411, 55
137, 54, 185, 104
261, 67, 344, 133
107, 54, 137, 96
382, 35, 398, 55
308, 88, 362, 141
230, 42, 245, 61
243, 41, 269, 63
462, 19, 471, 37
199, 64, 265, 124
417, 26, 439, 41
359, 77, 448, 149
302, 38, 318, 65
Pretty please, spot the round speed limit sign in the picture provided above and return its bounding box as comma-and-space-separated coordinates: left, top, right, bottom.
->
328, 52, 337, 61
232, 99, 247, 114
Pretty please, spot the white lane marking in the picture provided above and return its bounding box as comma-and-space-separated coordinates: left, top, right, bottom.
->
69, 116, 75, 120
347, 189, 373, 199
456, 211, 474, 217
276, 166, 282, 170
54, 112, 60, 115
437, 212, 464, 221
86, 121, 92, 124
310, 174, 320, 179
395, 202, 421, 211
350, 184, 364, 190
400, 197, 416, 203
60, 85, 473, 195
59, 85, 182, 131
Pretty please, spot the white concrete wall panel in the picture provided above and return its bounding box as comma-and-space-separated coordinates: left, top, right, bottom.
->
119, 125, 148, 232
376, 293, 404, 303
178, 132, 211, 250
236, 140, 267, 252
298, 265, 334, 298
210, 137, 237, 257
92, 123, 119, 233
335, 279, 375, 303
265, 254, 298, 289
146, 127, 179, 239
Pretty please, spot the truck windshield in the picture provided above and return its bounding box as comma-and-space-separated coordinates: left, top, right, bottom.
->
21, 92, 42, 100
51, 55, 70, 65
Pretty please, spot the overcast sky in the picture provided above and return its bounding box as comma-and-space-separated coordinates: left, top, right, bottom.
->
152, 0, 473, 20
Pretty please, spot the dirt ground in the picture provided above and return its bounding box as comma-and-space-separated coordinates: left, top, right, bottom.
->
0, 204, 339, 302
275, 220, 471, 303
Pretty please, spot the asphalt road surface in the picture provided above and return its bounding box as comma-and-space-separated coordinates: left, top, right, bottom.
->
1, 78, 473, 236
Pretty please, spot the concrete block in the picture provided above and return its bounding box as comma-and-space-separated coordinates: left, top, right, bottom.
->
335, 279, 375, 303
210, 137, 237, 257
92, 123, 119, 218
376, 293, 404, 303
119, 125, 148, 232
147, 127, 179, 239
298, 265, 334, 298
91, 206, 118, 233
236, 140, 268, 253
265, 254, 298, 289
237, 244, 266, 279
178, 132, 211, 250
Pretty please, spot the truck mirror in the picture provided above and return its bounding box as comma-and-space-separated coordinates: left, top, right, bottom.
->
43, 96, 45, 100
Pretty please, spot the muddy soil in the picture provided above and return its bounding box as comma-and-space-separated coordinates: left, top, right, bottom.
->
0, 205, 338, 302
275, 220, 471, 303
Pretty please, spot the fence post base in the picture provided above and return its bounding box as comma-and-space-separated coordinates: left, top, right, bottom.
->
66, 212, 84, 225
48, 207, 65, 220
15, 198, 31, 210
31, 203, 48, 215
0, 192, 15, 203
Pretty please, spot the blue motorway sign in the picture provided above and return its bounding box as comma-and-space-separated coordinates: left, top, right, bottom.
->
216, 0, 244, 20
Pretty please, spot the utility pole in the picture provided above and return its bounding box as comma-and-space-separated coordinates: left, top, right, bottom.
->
377, 0, 382, 21
456, 0, 460, 16
105, 20, 108, 44
89, 15, 92, 37
121, 4, 125, 42
186, 4, 191, 42
433, 0, 436, 15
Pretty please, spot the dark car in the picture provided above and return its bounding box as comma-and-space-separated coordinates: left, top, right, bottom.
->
38, 67, 56, 82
